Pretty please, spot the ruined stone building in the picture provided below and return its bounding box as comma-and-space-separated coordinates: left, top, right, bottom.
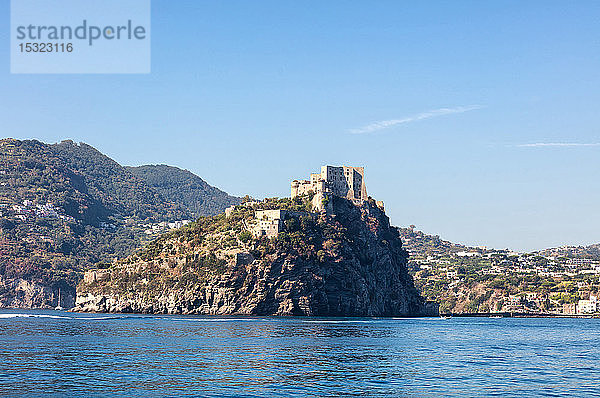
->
251, 209, 306, 238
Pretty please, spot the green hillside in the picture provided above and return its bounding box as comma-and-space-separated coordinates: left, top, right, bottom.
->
399, 226, 600, 314
126, 164, 240, 217
0, 138, 238, 308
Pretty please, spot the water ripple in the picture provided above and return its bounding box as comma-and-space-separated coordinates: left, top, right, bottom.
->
1, 311, 599, 397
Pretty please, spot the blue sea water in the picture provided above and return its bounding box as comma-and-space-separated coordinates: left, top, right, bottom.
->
0, 310, 599, 397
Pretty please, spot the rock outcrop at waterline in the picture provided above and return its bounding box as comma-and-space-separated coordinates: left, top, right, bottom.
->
75, 196, 437, 316
0, 276, 75, 309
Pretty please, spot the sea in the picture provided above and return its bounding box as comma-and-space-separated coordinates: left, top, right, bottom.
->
0, 310, 599, 397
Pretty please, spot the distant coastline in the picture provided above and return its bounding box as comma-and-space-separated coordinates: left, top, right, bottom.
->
441, 312, 600, 319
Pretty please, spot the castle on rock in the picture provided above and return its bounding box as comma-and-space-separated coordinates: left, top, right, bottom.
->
291, 165, 369, 211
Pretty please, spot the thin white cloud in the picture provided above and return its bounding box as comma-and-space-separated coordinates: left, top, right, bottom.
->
348, 105, 483, 135
517, 143, 600, 148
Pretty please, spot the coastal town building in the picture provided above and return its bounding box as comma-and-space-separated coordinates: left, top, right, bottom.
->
563, 303, 578, 315
561, 295, 598, 315
143, 220, 191, 236
577, 295, 598, 314
456, 251, 481, 257
566, 258, 595, 267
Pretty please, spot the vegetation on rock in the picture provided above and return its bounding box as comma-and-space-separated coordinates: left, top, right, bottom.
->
76, 196, 431, 316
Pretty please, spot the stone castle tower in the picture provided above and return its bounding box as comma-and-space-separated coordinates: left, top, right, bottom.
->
291, 165, 369, 210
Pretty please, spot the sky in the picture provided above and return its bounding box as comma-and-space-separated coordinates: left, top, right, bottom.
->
1, 1, 599, 251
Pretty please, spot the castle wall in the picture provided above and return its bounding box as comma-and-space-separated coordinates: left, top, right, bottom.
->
291, 180, 315, 198
292, 165, 369, 209
320, 165, 367, 202
252, 209, 308, 238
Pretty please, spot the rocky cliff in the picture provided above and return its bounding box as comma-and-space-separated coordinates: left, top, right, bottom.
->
0, 275, 75, 309
75, 196, 437, 316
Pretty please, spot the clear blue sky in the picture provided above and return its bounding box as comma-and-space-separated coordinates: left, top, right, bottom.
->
1, 1, 599, 251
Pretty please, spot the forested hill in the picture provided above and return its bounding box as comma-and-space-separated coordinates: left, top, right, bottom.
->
126, 165, 240, 217
51, 141, 190, 223
0, 138, 240, 309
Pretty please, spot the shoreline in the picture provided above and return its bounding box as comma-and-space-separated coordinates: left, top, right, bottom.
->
1, 307, 599, 319
441, 312, 600, 319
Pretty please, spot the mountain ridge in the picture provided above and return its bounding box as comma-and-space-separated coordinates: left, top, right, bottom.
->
126, 164, 240, 218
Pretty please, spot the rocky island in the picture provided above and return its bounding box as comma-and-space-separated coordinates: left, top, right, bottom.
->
75, 166, 436, 316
